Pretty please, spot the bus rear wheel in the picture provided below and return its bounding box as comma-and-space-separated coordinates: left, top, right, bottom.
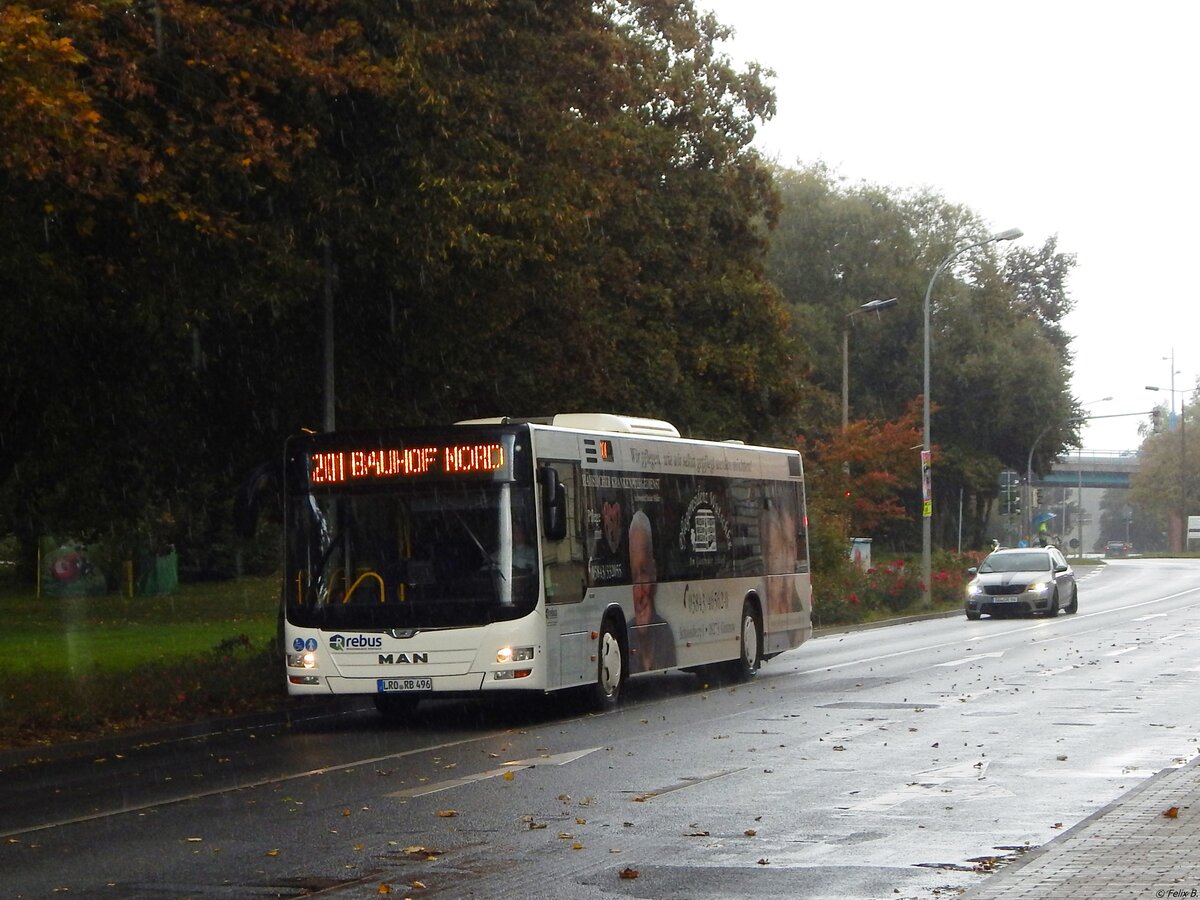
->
724, 600, 762, 682
589, 620, 625, 711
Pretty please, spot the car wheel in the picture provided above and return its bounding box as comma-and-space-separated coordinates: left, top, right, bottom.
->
1064, 585, 1079, 614
1045, 591, 1060, 617
966, 609, 981, 621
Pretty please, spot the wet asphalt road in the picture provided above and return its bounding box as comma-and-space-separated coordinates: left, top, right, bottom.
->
3, 557, 1199, 900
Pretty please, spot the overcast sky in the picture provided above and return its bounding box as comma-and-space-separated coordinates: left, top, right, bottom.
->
699, 0, 1198, 453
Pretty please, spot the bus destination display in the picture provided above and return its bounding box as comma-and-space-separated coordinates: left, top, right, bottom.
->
309, 442, 507, 486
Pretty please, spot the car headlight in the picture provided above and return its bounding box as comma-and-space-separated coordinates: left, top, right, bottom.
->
1027, 580, 1051, 594
967, 579, 985, 597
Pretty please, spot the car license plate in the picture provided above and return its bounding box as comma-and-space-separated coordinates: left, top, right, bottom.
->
377, 677, 433, 692
991, 598, 1020, 603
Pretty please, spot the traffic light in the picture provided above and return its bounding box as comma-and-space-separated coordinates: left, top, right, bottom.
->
1033, 488, 1043, 507
1152, 408, 1164, 433
997, 469, 1021, 516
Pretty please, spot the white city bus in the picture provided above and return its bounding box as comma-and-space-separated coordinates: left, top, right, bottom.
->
281, 413, 812, 715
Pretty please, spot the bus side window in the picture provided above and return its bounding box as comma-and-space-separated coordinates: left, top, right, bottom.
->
541, 461, 586, 603
540, 466, 567, 541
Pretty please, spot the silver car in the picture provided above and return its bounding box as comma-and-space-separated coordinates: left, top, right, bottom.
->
965, 547, 1078, 619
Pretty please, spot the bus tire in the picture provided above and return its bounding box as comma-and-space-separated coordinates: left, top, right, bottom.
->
725, 599, 762, 682
590, 619, 625, 711
373, 694, 420, 719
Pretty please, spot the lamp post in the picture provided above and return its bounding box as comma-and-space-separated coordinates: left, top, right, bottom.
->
1146, 384, 1189, 551
921, 228, 1022, 606
842, 298, 899, 431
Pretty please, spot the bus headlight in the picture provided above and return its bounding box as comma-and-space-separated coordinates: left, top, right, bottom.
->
287, 651, 319, 669
496, 646, 534, 664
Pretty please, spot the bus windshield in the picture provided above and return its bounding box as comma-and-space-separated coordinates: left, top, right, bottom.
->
285, 481, 538, 630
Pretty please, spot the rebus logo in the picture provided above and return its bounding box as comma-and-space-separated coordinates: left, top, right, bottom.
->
328, 633, 383, 651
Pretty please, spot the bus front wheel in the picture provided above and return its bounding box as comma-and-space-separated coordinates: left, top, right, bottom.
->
590, 621, 625, 711
725, 600, 762, 682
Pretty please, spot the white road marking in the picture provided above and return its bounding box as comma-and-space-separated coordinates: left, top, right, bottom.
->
387, 746, 603, 799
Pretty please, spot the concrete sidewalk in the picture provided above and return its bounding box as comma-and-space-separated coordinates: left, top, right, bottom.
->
964, 754, 1200, 898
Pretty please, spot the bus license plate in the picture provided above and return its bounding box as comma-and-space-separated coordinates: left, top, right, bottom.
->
377, 677, 433, 693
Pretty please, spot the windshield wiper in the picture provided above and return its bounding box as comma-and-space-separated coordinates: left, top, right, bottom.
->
453, 511, 506, 583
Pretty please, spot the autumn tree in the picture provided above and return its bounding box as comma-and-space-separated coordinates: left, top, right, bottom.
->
0, 1, 798, 576
798, 400, 925, 570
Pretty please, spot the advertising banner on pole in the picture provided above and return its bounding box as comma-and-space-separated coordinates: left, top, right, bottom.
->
921, 450, 932, 518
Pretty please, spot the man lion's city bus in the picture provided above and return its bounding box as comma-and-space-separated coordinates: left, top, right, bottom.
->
281, 413, 812, 716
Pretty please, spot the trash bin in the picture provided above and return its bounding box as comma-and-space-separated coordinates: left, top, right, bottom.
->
849, 537, 872, 571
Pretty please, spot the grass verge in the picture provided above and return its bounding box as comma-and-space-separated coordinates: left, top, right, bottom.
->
0, 576, 283, 750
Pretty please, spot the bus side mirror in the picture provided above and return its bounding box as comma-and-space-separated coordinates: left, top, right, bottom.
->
540, 466, 567, 541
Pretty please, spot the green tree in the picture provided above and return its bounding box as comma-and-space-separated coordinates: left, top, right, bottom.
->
1128, 385, 1199, 552
767, 165, 1079, 551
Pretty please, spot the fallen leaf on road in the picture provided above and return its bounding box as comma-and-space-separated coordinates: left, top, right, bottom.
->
685, 830, 710, 837
503, 771, 515, 781
436, 809, 458, 818
265, 849, 280, 857
618, 868, 639, 879
744, 829, 757, 837
1163, 807, 1179, 818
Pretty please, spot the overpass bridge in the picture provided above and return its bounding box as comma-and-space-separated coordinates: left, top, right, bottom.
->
1035, 451, 1140, 490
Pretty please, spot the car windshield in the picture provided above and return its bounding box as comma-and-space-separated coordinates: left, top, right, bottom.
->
980, 552, 1052, 574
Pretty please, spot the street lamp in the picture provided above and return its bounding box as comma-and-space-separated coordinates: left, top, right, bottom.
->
1146, 383, 1189, 551
921, 227, 1022, 606
842, 298, 899, 430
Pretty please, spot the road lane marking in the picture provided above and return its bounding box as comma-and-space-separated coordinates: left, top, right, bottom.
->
387, 747, 604, 799
0, 730, 512, 840
934, 652, 1006, 667
802, 582, 1200, 671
